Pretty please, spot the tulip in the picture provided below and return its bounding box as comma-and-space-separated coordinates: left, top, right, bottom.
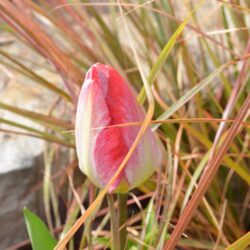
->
75, 63, 162, 193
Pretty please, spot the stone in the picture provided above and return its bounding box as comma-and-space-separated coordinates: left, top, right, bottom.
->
0, 31, 59, 249
0, 155, 43, 249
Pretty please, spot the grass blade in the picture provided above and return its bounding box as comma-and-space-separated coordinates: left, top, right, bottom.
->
0, 101, 73, 130
163, 93, 250, 249
152, 63, 228, 131
138, 1, 204, 104
225, 232, 250, 250
0, 117, 74, 148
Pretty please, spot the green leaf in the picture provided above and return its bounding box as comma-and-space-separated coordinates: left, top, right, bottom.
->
23, 207, 57, 250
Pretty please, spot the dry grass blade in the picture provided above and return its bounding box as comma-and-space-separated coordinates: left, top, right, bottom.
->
0, 102, 73, 130
92, 118, 250, 130
152, 62, 229, 131
1, 1, 249, 249
0, 0, 81, 102
0, 50, 72, 101
163, 93, 250, 250
54, 103, 155, 249
137, 0, 204, 104
0, 117, 74, 148
210, 40, 250, 158
54, 0, 156, 248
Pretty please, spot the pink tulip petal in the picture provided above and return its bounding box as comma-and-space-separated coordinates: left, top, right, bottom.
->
94, 127, 128, 189
92, 64, 143, 190
75, 63, 162, 192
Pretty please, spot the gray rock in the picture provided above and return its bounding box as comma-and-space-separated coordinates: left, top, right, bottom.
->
0, 135, 44, 174
0, 155, 43, 249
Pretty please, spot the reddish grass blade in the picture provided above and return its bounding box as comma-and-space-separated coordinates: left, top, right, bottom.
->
0, 0, 82, 103
163, 93, 250, 250
210, 40, 250, 158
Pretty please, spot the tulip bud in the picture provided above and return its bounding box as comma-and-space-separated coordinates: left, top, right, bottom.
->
75, 63, 162, 193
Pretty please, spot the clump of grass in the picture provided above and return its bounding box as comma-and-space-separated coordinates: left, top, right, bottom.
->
0, 1, 249, 249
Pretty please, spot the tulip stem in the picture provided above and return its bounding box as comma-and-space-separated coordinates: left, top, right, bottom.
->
118, 193, 128, 250
107, 194, 120, 250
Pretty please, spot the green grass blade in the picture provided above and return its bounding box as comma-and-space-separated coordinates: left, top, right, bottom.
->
137, 1, 204, 104
226, 232, 250, 250
181, 152, 210, 212
152, 64, 227, 131
23, 207, 57, 250
183, 123, 250, 184
0, 101, 73, 130
0, 51, 71, 101
0, 117, 74, 148
179, 238, 226, 250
